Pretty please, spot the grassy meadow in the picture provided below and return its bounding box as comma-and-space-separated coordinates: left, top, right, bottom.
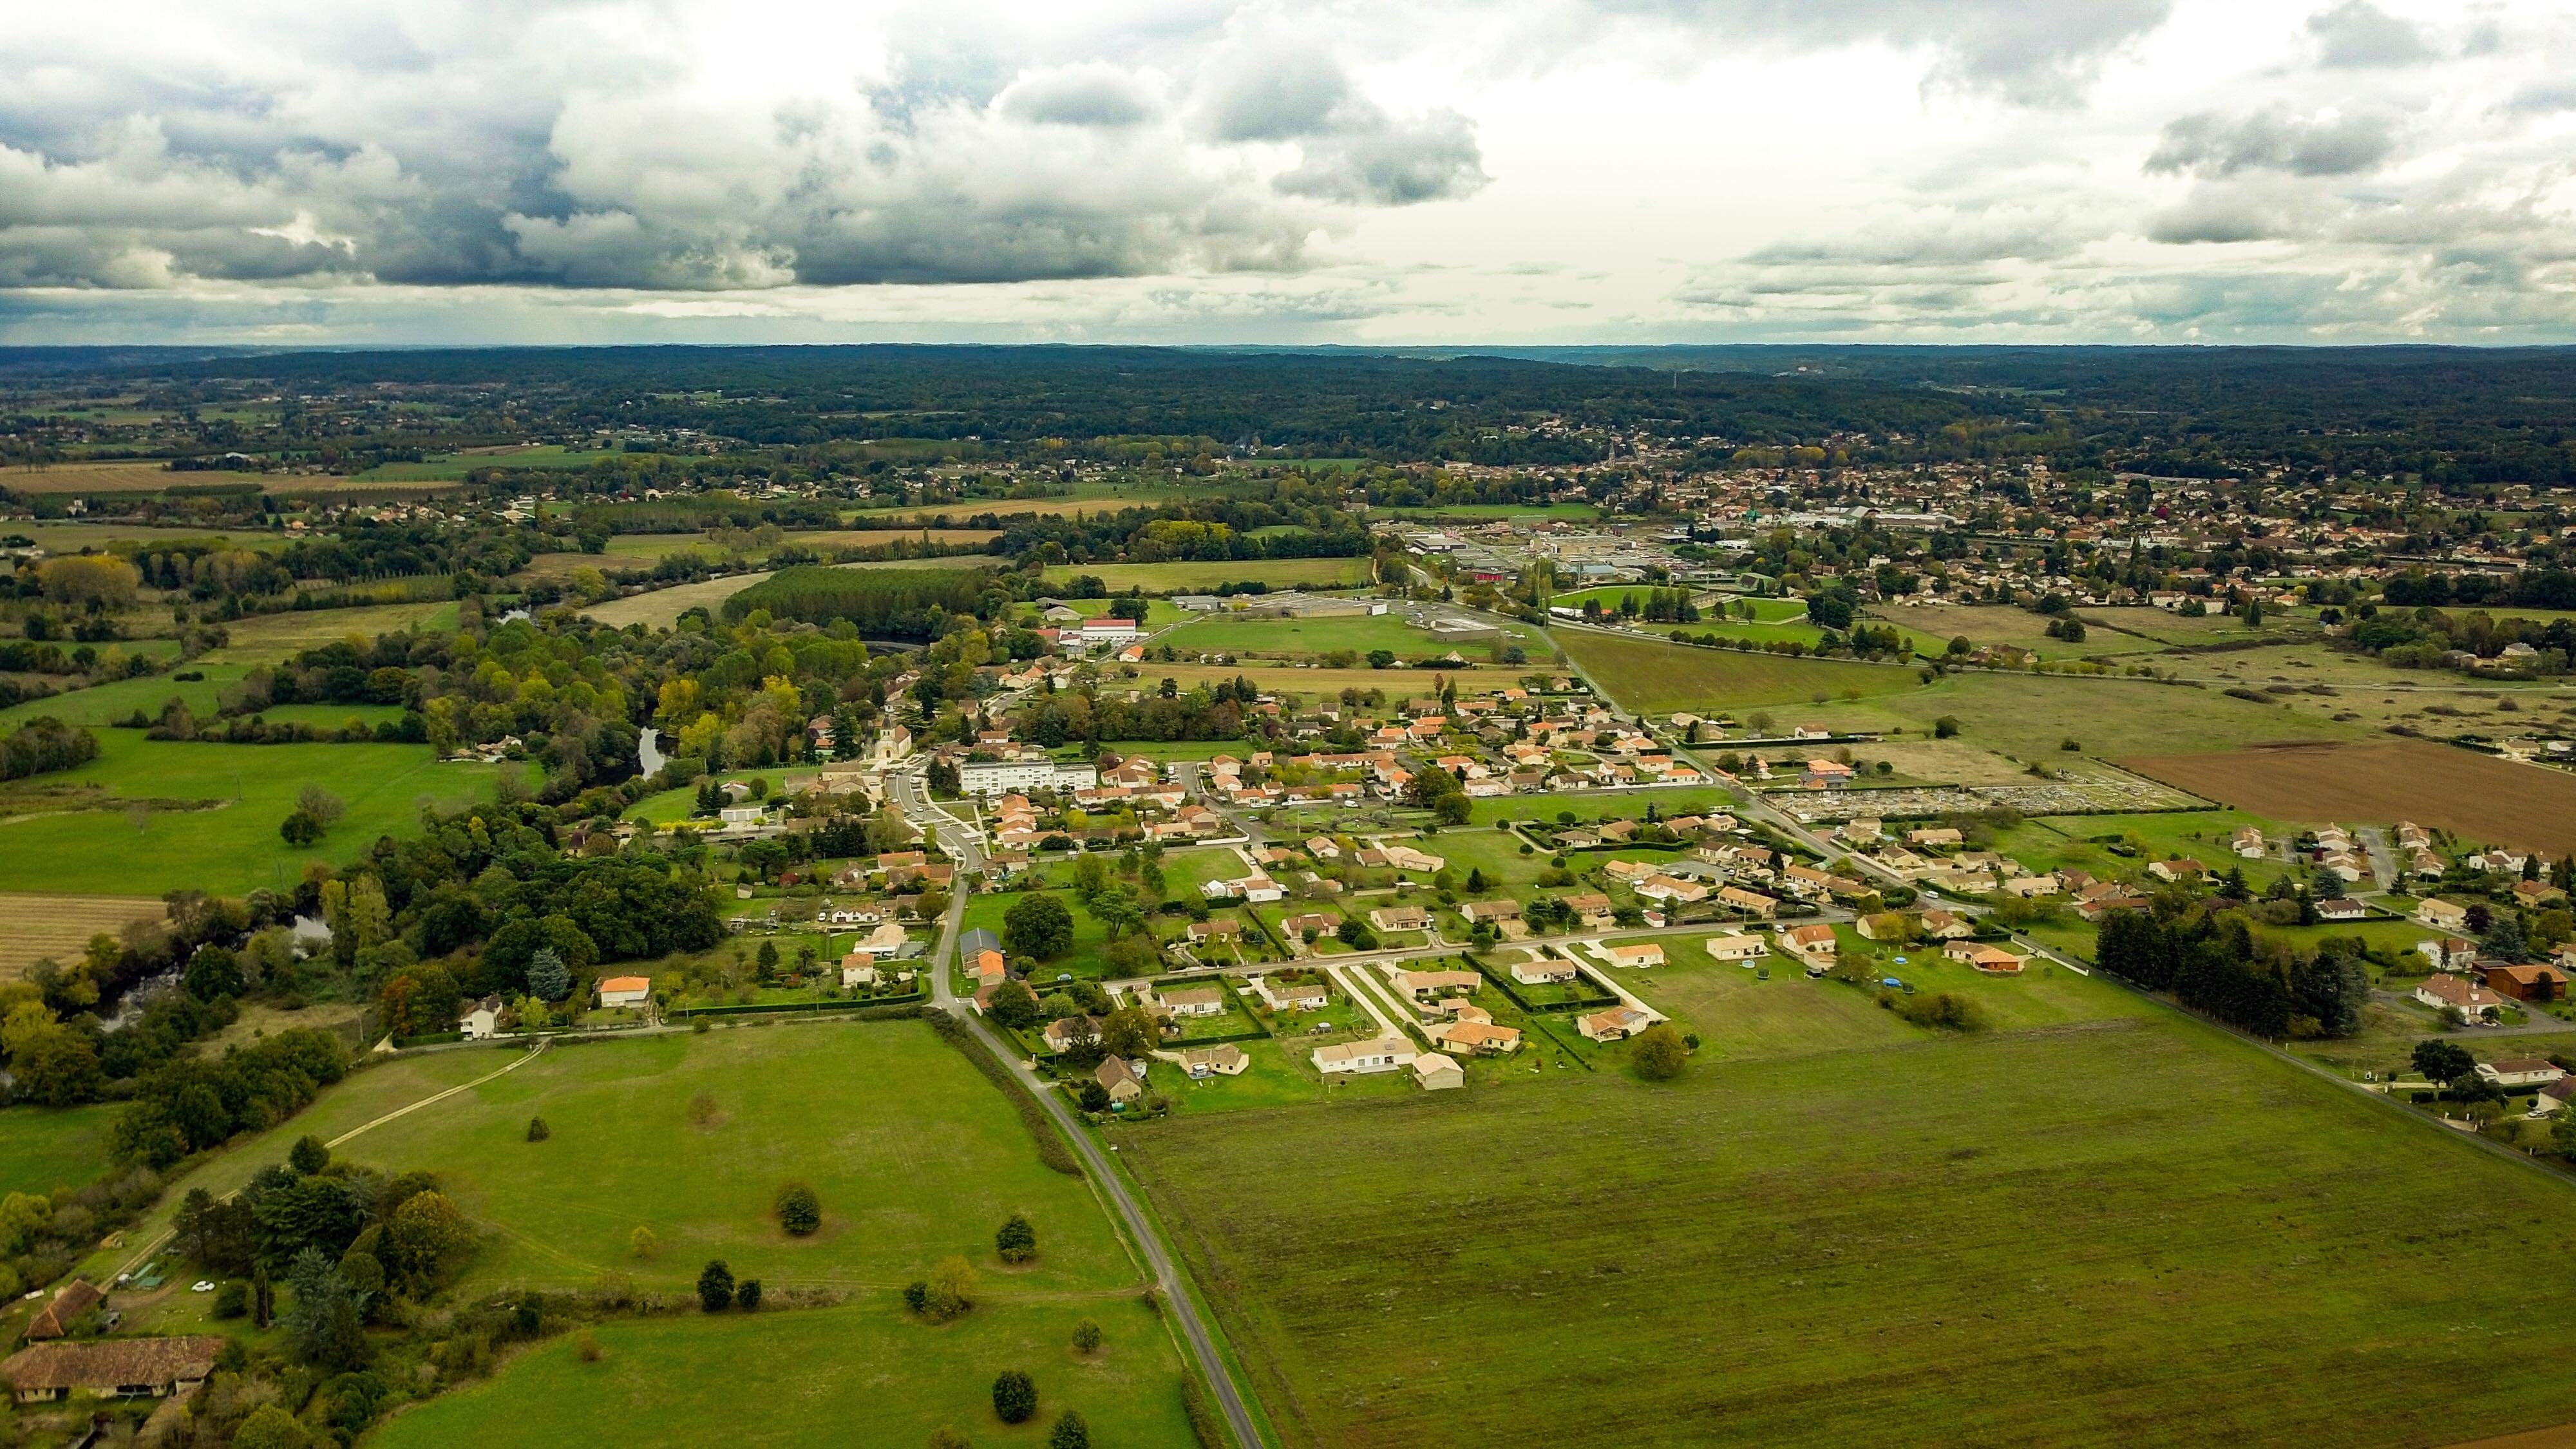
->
1121, 1003, 2576, 1448
0, 730, 507, 896
0, 1104, 119, 1200
1039, 558, 1372, 593
328, 1021, 1133, 1296
1556, 629, 1922, 713
1166, 611, 1547, 661
372, 1293, 1197, 1449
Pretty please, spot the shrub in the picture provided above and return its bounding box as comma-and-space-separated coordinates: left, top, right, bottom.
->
1631, 1023, 1689, 1081
212, 1280, 249, 1319
1072, 1318, 1103, 1354
1180, 1376, 1225, 1448
923, 1255, 977, 1322
775, 1182, 822, 1236
576, 1330, 603, 1363
525, 1117, 550, 1142
904, 1280, 929, 1314
737, 1278, 762, 1311
992, 1369, 1039, 1425
697, 1260, 734, 1312
288, 1136, 330, 1175
688, 1092, 721, 1126
1894, 990, 1988, 1032
995, 1213, 1037, 1265
1049, 1410, 1091, 1449
929, 1432, 970, 1449
629, 1226, 659, 1261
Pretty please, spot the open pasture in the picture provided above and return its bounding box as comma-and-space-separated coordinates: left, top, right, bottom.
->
1777, 670, 2364, 765
1557, 629, 1921, 714
1167, 611, 1546, 661
1875, 602, 2164, 657
2122, 738, 2576, 855
1041, 558, 1371, 594
1124, 1010, 2576, 1449
0, 730, 506, 896
0, 667, 249, 730
372, 1293, 1196, 1449
0, 1104, 118, 1200
328, 1021, 1137, 1296
0, 893, 167, 976
207, 600, 460, 664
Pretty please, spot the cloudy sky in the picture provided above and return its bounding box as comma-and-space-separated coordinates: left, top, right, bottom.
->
5, 0, 2573, 345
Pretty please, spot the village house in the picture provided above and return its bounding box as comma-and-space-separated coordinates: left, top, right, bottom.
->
1461, 899, 1522, 923
461, 994, 504, 1040
2416, 898, 2472, 932
1944, 941, 2026, 974
1186, 918, 1243, 946
1412, 1052, 1466, 1090
2418, 936, 2477, 972
1043, 1015, 1102, 1054
1151, 983, 1229, 1018
1250, 975, 1332, 1012
2478, 1056, 2566, 1090
1161, 1043, 1250, 1078
1560, 893, 1615, 927
1578, 1005, 1654, 1042
2315, 898, 2368, 922
2147, 858, 2206, 884
1095, 1057, 1148, 1104
1510, 956, 1582, 986
1600, 942, 1665, 969
1718, 885, 1779, 918
1313, 1036, 1419, 1075
1704, 932, 1768, 963
2414, 973, 2503, 1019
1393, 969, 1483, 1004
1430, 1016, 1523, 1055
1780, 923, 1839, 965
597, 975, 651, 1009
1634, 873, 1710, 905
1369, 905, 1434, 933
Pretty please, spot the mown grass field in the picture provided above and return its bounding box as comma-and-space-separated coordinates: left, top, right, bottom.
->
1779, 670, 2363, 765
1557, 629, 1922, 713
0, 668, 250, 730
1167, 611, 1546, 661
1122, 1007, 2576, 1448
1873, 602, 2166, 657
0, 1104, 118, 1200
332, 1021, 1197, 1448
579, 558, 1005, 630
0, 893, 166, 976
373, 1293, 1197, 1449
207, 600, 460, 665
1124, 663, 1526, 700
352, 446, 652, 480
1992, 810, 2294, 887
7, 522, 294, 553
0, 730, 507, 896
330, 1021, 1133, 1296
1040, 558, 1372, 593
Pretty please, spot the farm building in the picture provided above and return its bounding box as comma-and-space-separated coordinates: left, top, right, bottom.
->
2, 1336, 223, 1403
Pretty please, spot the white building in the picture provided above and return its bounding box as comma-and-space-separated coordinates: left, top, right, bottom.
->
958, 760, 1101, 796
1312, 1036, 1419, 1075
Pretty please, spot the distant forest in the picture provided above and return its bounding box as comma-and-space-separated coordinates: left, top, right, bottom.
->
10, 342, 2576, 485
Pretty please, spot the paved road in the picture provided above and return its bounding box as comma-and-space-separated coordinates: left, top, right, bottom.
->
888, 748, 1265, 1449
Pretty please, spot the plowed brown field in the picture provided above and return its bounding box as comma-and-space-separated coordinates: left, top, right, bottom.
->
2122, 738, 2576, 855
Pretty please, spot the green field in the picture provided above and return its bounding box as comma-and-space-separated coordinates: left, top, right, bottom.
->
1872, 603, 2166, 658
353, 446, 652, 481
1556, 629, 1923, 714
0, 730, 507, 896
1165, 611, 1545, 661
207, 600, 460, 665
328, 1021, 1195, 1446
1122, 1001, 2576, 1448
0, 1104, 118, 1200
328, 1022, 1130, 1295
1780, 670, 2366, 765
373, 1294, 1195, 1449
1040, 558, 1372, 594
0, 667, 250, 731
960, 888, 1122, 984
1993, 811, 2289, 887
1377, 502, 1598, 520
